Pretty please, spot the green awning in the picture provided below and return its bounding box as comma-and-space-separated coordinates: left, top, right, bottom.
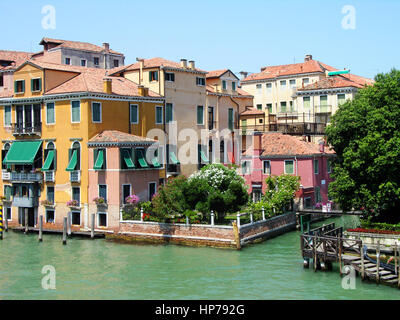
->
42, 150, 54, 171
3, 141, 42, 165
66, 150, 78, 172
94, 150, 104, 170
152, 157, 161, 168
328, 70, 350, 76
137, 150, 149, 168
122, 149, 135, 168
200, 150, 209, 163
169, 151, 180, 165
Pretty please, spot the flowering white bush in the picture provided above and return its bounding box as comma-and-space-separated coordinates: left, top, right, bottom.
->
189, 164, 245, 190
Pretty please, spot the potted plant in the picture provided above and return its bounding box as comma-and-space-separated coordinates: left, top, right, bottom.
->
41, 199, 54, 207
124, 194, 140, 207
67, 199, 79, 208
93, 197, 107, 207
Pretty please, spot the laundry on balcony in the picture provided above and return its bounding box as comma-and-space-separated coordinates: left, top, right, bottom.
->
3, 141, 42, 165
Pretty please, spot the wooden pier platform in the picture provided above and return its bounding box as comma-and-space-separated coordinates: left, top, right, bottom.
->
11, 226, 105, 238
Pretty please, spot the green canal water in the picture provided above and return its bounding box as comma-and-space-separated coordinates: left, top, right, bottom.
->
0, 216, 399, 300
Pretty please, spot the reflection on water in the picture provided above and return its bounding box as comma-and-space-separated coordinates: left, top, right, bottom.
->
0, 216, 398, 300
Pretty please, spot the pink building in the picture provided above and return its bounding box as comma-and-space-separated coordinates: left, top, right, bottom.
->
241, 132, 336, 209
88, 130, 162, 232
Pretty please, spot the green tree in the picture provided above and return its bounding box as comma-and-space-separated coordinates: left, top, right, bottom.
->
326, 69, 400, 223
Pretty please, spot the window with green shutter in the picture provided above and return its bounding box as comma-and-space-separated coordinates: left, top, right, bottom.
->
280, 102, 287, 113
92, 102, 102, 123
14, 80, 25, 94
4, 106, 11, 127
71, 101, 80, 123
266, 104, 272, 113
46, 103, 55, 124
222, 80, 227, 90
31, 78, 42, 92
338, 94, 346, 105
314, 159, 319, 174
197, 106, 204, 125
166, 103, 173, 123
130, 104, 138, 124
303, 96, 311, 109
228, 108, 234, 130
257, 104, 262, 110
285, 160, 294, 174
155, 106, 163, 124
149, 71, 158, 82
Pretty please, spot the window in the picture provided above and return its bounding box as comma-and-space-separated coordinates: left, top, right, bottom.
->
92, 102, 102, 123
166, 103, 173, 123
280, 102, 287, 113
314, 159, 319, 174
228, 108, 234, 130
72, 211, 81, 225
165, 72, 175, 82
222, 80, 227, 90
263, 160, 271, 174
31, 78, 42, 92
98, 212, 107, 227
266, 104, 272, 113
149, 71, 158, 82
327, 158, 332, 173
289, 101, 295, 112
4, 185, 11, 200
94, 57, 99, 66
266, 83, 272, 92
197, 106, 204, 125
315, 186, 321, 204
338, 94, 346, 105
113, 60, 119, 68
320, 95, 328, 106
81, 60, 86, 67
67, 141, 81, 171
14, 80, 25, 94
72, 187, 80, 206
46, 103, 55, 124
304, 197, 312, 209
130, 104, 138, 124
155, 106, 163, 124
241, 161, 251, 174
284, 160, 294, 174
122, 184, 131, 204
93, 148, 106, 170
4, 106, 11, 127
303, 96, 311, 109
148, 182, 157, 201
256, 84, 262, 92
289, 79, 296, 88
65, 58, 71, 65
303, 78, 310, 85
71, 101, 80, 123
280, 80, 286, 89
5, 207, 11, 221
196, 77, 205, 86
46, 209, 55, 223
232, 82, 236, 91
99, 185, 107, 203
252, 187, 262, 203
120, 148, 134, 170
256, 104, 262, 110
0, 74, 3, 87
47, 186, 55, 203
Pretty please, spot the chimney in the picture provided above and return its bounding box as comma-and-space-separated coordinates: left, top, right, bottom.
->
180, 59, 187, 69
260, 67, 266, 72
239, 71, 248, 80
103, 78, 112, 94
188, 60, 195, 70
103, 43, 110, 53
138, 85, 149, 97
304, 54, 312, 62
319, 140, 325, 153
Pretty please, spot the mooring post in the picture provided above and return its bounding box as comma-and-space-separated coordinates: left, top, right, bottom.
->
140, 207, 144, 222
24, 208, 28, 234
232, 221, 241, 250
360, 244, 365, 280
394, 242, 398, 276
313, 235, 318, 272
236, 213, 241, 229
211, 211, 215, 226
186, 216, 189, 226
376, 240, 380, 283
0, 206, 3, 240
38, 215, 43, 242
262, 206, 265, 221
250, 212, 253, 224
4, 209, 8, 232
67, 212, 72, 236
91, 213, 95, 239
338, 237, 342, 275
62, 217, 67, 245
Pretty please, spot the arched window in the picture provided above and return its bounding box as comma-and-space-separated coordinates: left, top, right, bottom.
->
220, 140, 225, 164
46, 142, 55, 150
67, 141, 81, 171
2, 143, 11, 169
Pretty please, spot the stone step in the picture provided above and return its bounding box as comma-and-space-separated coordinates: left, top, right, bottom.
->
381, 274, 398, 280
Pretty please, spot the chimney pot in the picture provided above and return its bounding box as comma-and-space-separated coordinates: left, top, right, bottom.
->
103, 43, 110, 52
180, 59, 187, 69
239, 71, 248, 80
103, 77, 112, 94
305, 54, 312, 62
260, 67, 266, 72
188, 60, 195, 70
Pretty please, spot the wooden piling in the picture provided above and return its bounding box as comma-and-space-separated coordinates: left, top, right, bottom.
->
38, 215, 43, 242
360, 244, 365, 280
262, 206, 265, 221
67, 212, 72, 236
0, 207, 3, 240
314, 236, 318, 272
62, 217, 67, 245
395, 243, 398, 276
24, 209, 28, 234
338, 237, 342, 275
376, 240, 380, 283
4, 210, 8, 232
232, 221, 241, 250
91, 213, 95, 239
211, 211, 215, 226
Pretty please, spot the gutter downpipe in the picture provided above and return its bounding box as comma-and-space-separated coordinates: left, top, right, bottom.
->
229, 96, 240, 165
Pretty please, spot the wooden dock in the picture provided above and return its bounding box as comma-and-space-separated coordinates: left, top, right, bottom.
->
11, 226, 105, 238
301, 223, 400, 289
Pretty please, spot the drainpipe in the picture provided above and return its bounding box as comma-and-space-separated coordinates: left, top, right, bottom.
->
295, 156, 298, 176
128, 102, 131, 134
229, 96, 240, 164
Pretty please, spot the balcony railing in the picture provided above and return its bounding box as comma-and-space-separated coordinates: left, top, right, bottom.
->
44, 171, 55, 182
2, 170, 10, 181
315, 105, 332, 114
12, 196, 39, 208
10, 172, 43, 183
70, 171, 81, 183
277, 111, 298, 118
12, 122, 42, 136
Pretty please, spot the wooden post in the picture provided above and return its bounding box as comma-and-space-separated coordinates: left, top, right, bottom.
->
262, 206, 265, 220
394, 243, 398, 276
250, 212, 253, 224
38, 215, 43, 242
360, 244, 365, 280
236, 213, 241, 229
338, 237, 342, 275
0, 207, 3, 240
314, 236, 318, 272
4, 210, 8, 232
24, 208, 28, 234
211, 211, 215, 226
232, 221, 241, 250
67, 212, 72, 236
376, 240, 380, 283
91, 213, 95, 239
62, 217, 67, 245
140, 207, 144, 222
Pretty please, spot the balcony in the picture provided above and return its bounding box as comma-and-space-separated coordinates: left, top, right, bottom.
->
12, 122, 42, 136
12, 196, 39, 208
70, 171, 81, 183
277, 111, 299, 118
44, 171, 55, 182
315, 105, 332, 114
2, 170, 10, 181
10, 172, 43, 183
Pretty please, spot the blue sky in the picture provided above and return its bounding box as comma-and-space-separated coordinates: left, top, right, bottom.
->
1, 0, 399, 79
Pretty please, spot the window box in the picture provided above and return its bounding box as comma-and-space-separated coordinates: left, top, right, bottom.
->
41, 200, 55, 208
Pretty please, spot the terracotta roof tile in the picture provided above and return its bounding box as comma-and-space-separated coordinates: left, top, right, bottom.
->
0, 50, 33, 70
89, 130, 157, 144
240, 107, 264, 116
206, 69, 229, 78
298, 74, 373, 91
120, 57, 206, 73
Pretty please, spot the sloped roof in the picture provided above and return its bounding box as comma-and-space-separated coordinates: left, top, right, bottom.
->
206, 69, 229, 78
240, 107, 264, 116
206, 85, 253, 98
40, 38, 124, 56
242, 59, 337, 82
298, 74, 373, 91
89, 130, 157, 144
0, 50, 34, 71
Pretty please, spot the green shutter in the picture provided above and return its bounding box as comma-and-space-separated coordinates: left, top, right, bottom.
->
137, 149, 149, 168
228, 109, 234, 130
200, 150, 209, 163
47, 103, 55, 124
66, 150, 78, 171
197, 106, 203, 124
94, 149, 104, 170
169, 151, 180, 165
122, 149, 135, 169
149, 72, 152, 82
31, 79, 34, 92
71, 101, 80, 122
151, 157, 161, 168
166, 104, 173, 123
14, 81, 17, 93
130, 105, 138, 123
22, 80, 25, 93
42, 150, 55, 171
303, 97, 310, 109
38, 78, 42, 91
155, 71, 158, 81
285, 161, 294, 174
